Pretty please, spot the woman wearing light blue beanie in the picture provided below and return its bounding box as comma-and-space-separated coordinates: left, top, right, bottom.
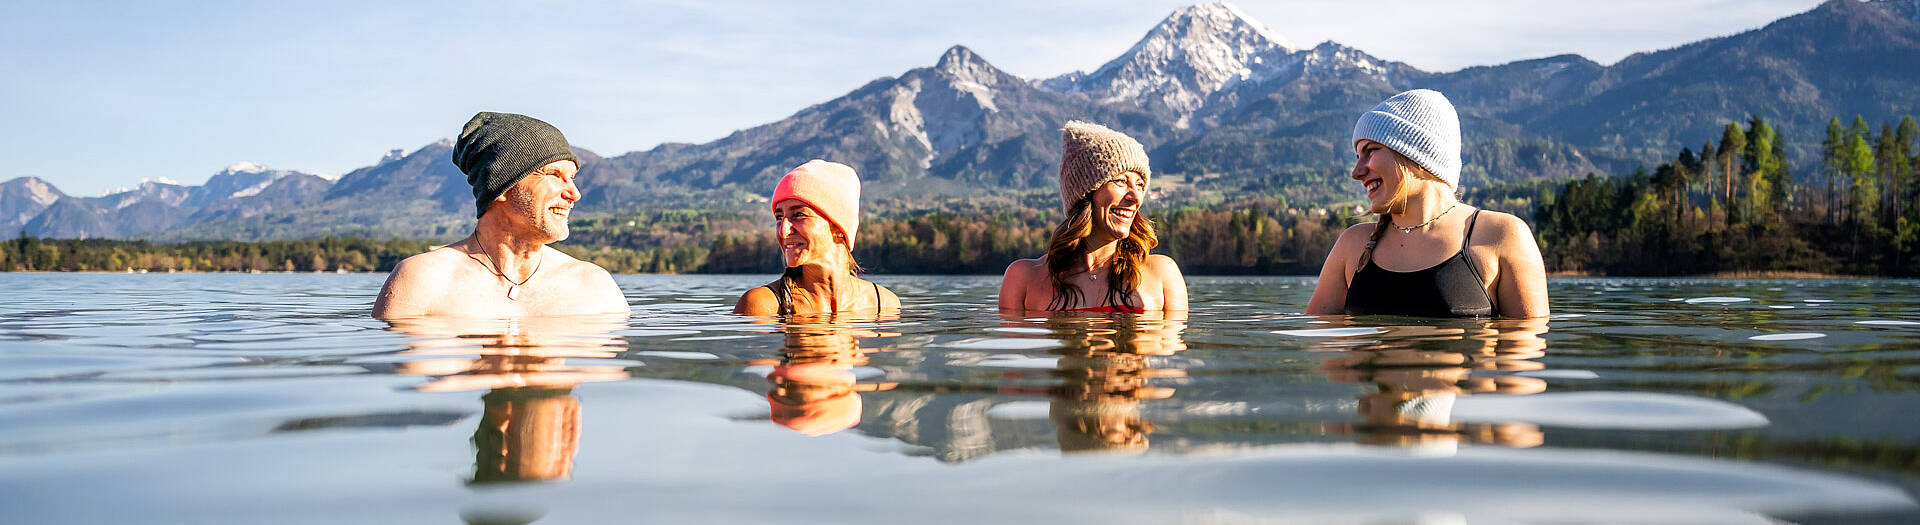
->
1306, 90, 1548, 318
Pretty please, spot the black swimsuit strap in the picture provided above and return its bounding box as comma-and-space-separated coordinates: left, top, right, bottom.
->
766, 282, 793, 316
1360, 208, 1484, 270
1458, 209, 1496, 311
771, 278, 878, 315
1461, 209, 1482, 250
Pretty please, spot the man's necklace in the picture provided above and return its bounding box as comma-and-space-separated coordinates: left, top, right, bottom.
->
466, 242, 545, 301
1393, 203, 1459, 234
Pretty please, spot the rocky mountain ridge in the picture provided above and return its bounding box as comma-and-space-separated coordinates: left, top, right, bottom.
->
8, 0, 1916, 240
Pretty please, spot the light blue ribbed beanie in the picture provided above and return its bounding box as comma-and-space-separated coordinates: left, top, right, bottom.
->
1352, 89, 1461, 187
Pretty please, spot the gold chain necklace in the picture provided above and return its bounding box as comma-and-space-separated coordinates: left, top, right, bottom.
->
1393, 203, 1459, 234
466, 242, 545, 301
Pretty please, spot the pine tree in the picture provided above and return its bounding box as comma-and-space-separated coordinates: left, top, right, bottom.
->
1822, 117, 1848, 223
1719, 123, 1746, 206
1743, 116, 1780, 223
1769, 129, 1791, 216
1847, 134, 1879, 265
1698, 141, 1716, 207
1895, 116, 1919, 229
1877, 123, 1905, 231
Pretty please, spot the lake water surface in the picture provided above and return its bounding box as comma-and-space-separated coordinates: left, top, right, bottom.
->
3, 274, 1919, 524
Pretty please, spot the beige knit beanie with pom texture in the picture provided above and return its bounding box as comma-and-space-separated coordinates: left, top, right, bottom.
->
1058, 121, 1151, 212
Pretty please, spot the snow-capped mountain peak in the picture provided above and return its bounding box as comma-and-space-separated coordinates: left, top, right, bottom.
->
929, 45, 1004, 113
935, 45, 1001, 87
221, 161, 268, 174
1185, 2, 1294, 50
1044, 2, 1297, 116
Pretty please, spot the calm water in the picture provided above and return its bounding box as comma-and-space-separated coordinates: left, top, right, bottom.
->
3, 274, 1920, 524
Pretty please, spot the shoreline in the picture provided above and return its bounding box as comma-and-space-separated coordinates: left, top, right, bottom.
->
1547, 270, 1864, 279
2, 270, 1894, 279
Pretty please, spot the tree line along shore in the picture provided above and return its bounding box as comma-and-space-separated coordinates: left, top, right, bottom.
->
5, 114, 1916, 277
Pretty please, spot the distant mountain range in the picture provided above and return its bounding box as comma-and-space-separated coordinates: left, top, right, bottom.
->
3, 163, 330, 238
8, 0, 1918, 240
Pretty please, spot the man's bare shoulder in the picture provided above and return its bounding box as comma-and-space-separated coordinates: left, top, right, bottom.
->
387, 246, 472, 283
547, 248, 621, 288
373, 246, 471, 318
542, 247, 629, 312
543, 247, 606, 278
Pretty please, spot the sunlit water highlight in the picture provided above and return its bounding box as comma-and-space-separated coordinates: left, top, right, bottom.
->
2, 274, 1919, 524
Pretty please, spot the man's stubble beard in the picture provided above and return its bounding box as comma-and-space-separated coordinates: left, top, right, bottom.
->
510, 187, 568, 242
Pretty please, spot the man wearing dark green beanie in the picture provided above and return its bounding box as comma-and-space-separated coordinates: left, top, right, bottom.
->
373, 112, 628, 318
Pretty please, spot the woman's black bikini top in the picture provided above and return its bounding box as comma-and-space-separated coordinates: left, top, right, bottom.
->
1344, 209, 1495, 317
765, 280, 881, 316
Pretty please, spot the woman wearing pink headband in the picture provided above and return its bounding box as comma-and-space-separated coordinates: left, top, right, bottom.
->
735, 160, 900, 316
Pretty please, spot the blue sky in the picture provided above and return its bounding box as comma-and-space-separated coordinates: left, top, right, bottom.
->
2, 0, 1823, 196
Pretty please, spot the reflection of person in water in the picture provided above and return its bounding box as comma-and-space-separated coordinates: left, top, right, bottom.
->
382, 315, 629, 484
763, 323, 893, 437
471, 387, 580, 484
1317, 318, 1549, 449
1038, 314, 1185, 453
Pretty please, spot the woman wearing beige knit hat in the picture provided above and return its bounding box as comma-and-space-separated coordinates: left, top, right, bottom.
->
999, 121, 1188, 313
735, 160, 900, 316
1305, 90, 1548, 318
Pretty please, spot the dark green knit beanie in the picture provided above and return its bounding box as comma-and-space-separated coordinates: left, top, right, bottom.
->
452, 112, 579, 218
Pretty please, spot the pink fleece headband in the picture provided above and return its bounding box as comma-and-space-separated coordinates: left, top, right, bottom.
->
771, 159, 862, 246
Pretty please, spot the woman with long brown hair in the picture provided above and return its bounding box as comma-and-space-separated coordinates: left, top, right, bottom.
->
1306, 90, 1548, 318
735, 160, 900, 316
1000, 121, 1187, 313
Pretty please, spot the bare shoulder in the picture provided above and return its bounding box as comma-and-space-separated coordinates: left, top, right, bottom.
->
547, 247, 627, 310
1471, 211, 1536, 246
546, 247, 617, 286
544, 247, 598, 275
1003, 257, 1045, 281
373, 247, 466, 318
866, 279, 903, 310
1330, 221, 1377, 256
388, 247, 467, 283
735, 285, 779, 316
1339, 221, 1378, 241
1146, 253, 1182, 274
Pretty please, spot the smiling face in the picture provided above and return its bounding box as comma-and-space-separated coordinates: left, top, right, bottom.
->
1351, 139, 1408, 214
1087, 171, 1146, 239
494, 160, 580, 242
774, 198, 844, 269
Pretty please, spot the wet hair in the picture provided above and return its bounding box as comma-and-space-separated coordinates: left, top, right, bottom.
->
1044, 195, 1159, 311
